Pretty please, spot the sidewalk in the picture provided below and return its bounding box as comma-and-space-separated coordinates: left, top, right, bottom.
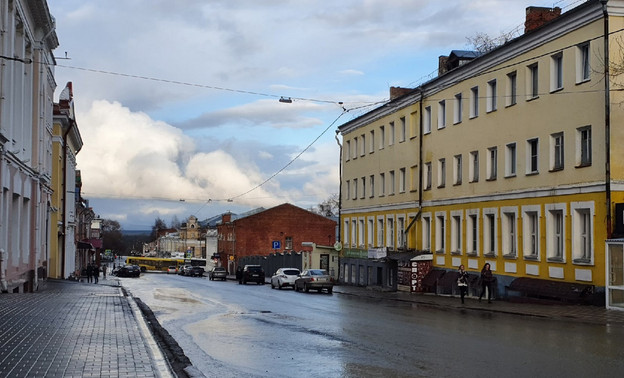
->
0, 277, 172, 378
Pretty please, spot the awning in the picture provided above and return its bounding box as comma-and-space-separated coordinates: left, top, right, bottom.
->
385, 252, 428, 262
77, 241, 94, 251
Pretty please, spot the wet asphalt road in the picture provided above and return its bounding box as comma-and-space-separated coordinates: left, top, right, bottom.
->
120, 272, 624, 378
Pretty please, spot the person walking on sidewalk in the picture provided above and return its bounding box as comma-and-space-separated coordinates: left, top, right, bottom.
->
457, 265, 468, 304
103, 264, 107, 279
478, 263, 495, 303
86, 264, 93, 283
94, 265, 100, 284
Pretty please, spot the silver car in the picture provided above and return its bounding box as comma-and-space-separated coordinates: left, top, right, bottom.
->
270, 268, 300, 289
294, 269, 334, 294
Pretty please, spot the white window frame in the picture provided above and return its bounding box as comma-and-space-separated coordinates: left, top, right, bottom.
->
424, 162, 432, 190
345, 140, 351, 161
350, 219, 357, 247
377, 217, 385, 248
358, 218, 365, 248
453, 154, 462, 185
437, 158, 446, 188
551, 52, 564, 92
399, 117, 406, 142
571, 201, 594, 264
367, 217, 375, 248
487, 146, 497, 180
389, 170, 395, 195
467, 209, 480, 256
545, 203, 566, 262
528, 63, 539, 99
353, 178, 358, 199
470, 86, 479, 118
369, 175, 375, 198
506, 142, 517, 177
451, 210, 463, 254
343, 219, 349, 244
454, 93, 463, 124
379, 173, 385, 196
435, 211, 446, 253
522, 205, 541, 259
469, 151, 479, 182
422, 213, 432, 252
483, 208, 498, 256
507, 71, 517, 106
360, 134, 366, 156
353, 137, 358, 160
526, 138, 539, 174
577, 126, 592, 167
438, 101, 446, 129
550, 132, 564, 171
501, 206, 518, 257
424, 106, 432, 134
379, 125, 385, 150
576, 42, 591, 83
369, 130, 375, 153
389, 122, 395, 146
399, 168, 406, 193
397, 216, 405, 249
345, 180, 350, 200
487, 79, 497, 112
386, 216, 395, 249
361, 176, 366, 199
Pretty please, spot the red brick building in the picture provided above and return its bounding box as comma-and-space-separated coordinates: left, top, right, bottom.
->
216, 203, 336, 270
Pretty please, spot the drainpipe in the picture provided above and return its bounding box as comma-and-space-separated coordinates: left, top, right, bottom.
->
601, 0, 612, 237
335, 131, 343, 244
0, 248, 7, 292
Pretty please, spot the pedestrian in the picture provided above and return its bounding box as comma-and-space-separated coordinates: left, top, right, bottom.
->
236, 266, 243, 284
478, 263, 495, 303
94, 265, 99, 284
86, 264, 93, 283
103, 264, 107, 279
457, 264, 468, 304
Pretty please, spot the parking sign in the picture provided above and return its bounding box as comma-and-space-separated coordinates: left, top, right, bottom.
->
272, 241, 281, 249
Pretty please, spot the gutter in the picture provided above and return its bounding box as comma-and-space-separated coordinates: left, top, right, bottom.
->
601, 0, 612, 237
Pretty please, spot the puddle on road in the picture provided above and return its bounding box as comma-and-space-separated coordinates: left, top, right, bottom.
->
153, 288, 201, 304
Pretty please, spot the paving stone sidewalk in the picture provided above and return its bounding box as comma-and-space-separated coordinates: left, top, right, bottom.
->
0, 279, 172, 378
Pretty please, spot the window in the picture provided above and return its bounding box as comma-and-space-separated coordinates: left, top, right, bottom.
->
399, 117, 406, 142
399, 168, 406, 193
361, 176, 366, 199
551, 132, 564, 171
571, 202, 594, 263
546, 204, 566, 262
360, 134, 366, 156
379, 126, 385, 149
346, 180, 350, 200
469, 151, 479, 182
483, 210, 497, 256
353, 178, 358, 199
451, 212, 462, 254
424, 106, 432, 134
358, 219, 365, 247
345, 140, 351, 161
380, 173, 385, 196
424, 162, 432, 190
369, 130, 375, 153
527, 138, 539, 174
487, 147, 497, 180
577, 126, 592, 167
528, 63, 539, 99
438, 101, 446, 129
389, 122, 395, 146
377, 218, 384, 247
453, 154, 462, 185
467, 211, 479, 255
367, 218, 374, 247
551, 53, 563, 91
437, 158, 446, 188
502, 208, 517, 257
422, 214, 431, 251
410, 112, 419, 138
487, 79, 497, 112
351, 220, 357, 247
387, 217, 394, 248
369, 175, 375, 198
436, 212, 446, 253
410, 165, 418, 191
507, 71, 517, 106
522, 206, 540, 259
454, 93, 463, 124
353, 137, 358, 159
389, 170, 395, 195
506, 143, 516, 177
577, 42, 590, 83
470, 86, 479, 118
397, 217, 405, 249
343, 219, 349, 244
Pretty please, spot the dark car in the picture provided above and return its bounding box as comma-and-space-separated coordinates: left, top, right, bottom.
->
294, 269, 334, 293
178, 265, 192, 276
240, 265, 265, 285
209, 267, 227, 281
189, 266, 205, 277
117, 265, 141, 278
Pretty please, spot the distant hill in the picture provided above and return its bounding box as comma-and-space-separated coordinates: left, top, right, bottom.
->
123, 230, 150, 236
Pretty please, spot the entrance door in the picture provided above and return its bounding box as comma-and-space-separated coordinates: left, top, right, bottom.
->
607, 242, 624, 310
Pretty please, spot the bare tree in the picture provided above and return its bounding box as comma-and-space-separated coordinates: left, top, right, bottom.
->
310, 194, 339, 217
466, 29, 520, 54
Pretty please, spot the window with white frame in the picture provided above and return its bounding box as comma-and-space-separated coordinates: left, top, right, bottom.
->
577, 42, 590, 83
424, 162, 432, 190
506, 142, 517, 177
487, 79, 497, 112
379, 125, 385, 149
353, 137, 358, 159
438, 101, 446, 129
522, 205, 540, 259
571, 201, 594, 263
380, 173, 385, 196
343, 219, 349, 244
410, 165, 418, 191
410, 111, 418, 138
435, 212, 446, 253
551, 52, 564, 91
353, 178, 358, 199
483, 209, 497, 256
550, 132, 564, 171
361, 176, 366, 199
454, 154, 462, 185
454, 93, 463, 124
501, 208, 518, 257
424, 106, 432, 134
507, 71, 517, 106
351, 219, 357, 247
367, 218, 374, 247
360, 134, 366, 156
469, 151, 479, 182
545, 203, 566, 262
345, 180, 350, 200
467, 210, 479, 255
527, 138, 539, 174
451, 211, 462, 254
345, 140, 351, 161
389, 170, 395, 195
438, 158, 446, 188
397, 216, 405, 249
422, 214, 431, 252
369, 130, 375, 153
377, 218, 384, 247
389, 122, 395, 146
487, 147, 497, 180
387, 217, 394, 249
577, 126, 592, 167
369, 175, 375, 197
358, 219, 365, 247
528, 63, 539, 99
399, 168, 406, 193
470, 86, 479, 118
399, 117, 406, 142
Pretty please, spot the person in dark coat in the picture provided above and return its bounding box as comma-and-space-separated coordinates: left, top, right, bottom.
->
478, 263, 495, 303
457, 264, 469, 304
86, 264, 93, 283
236, 266, 243, 284
94, 265, 99, 284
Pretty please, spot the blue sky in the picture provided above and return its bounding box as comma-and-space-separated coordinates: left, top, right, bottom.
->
47, 0, 575, 229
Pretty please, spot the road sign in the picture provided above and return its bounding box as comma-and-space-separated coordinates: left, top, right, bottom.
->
272, 241, 281, 249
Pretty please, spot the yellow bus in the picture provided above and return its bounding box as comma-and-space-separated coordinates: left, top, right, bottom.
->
126, 257, 185, 272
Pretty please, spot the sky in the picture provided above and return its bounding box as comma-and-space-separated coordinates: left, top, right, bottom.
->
47, 0, 582, 230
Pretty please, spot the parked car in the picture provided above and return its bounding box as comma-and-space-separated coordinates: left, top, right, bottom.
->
294, 269, 334, 293
167, 266, 177, 274
178, 265, 192, 276
117, 265, 141, 278
240, 265, 265, 285
188, 266, 205, 277
209, 267, 227, 281
271, 268, 300, 289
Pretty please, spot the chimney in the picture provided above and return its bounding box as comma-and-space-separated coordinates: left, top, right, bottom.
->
389, 86, 413, 101
525, 6, 561, 33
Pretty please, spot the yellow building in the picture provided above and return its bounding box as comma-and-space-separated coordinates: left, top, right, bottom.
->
338, 1, 624, 308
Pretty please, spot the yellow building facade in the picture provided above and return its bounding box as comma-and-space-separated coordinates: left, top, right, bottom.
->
339, 0, 624, 307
